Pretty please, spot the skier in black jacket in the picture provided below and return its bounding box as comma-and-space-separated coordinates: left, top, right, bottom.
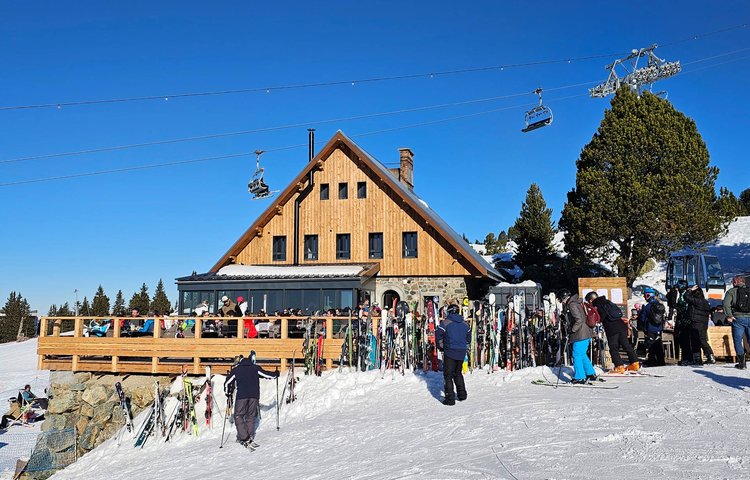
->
224, 352, 279, 448
684, 285, 715, 365
587, 292, 639, 373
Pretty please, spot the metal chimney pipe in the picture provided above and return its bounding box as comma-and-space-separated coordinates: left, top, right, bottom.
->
308, 128, 315, 162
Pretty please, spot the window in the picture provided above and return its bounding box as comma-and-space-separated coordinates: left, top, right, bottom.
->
338, 182, 348, 199
369, 232, 383, 259
336, 233, 351, 260
357, 181, 367, 199
320, 183, 329, 200
272, 236, 286, 261
402, 231, 418, 258
304, 235, 318, 261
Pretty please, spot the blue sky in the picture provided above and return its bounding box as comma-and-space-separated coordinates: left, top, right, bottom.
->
1, 1, 749, 312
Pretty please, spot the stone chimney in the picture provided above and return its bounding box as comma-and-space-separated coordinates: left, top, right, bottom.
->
397, 148, 414, 190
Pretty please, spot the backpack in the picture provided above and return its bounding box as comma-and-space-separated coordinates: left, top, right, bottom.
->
734, 287, 750, 314
583, 303, 600, 328
648, 301, 666, 327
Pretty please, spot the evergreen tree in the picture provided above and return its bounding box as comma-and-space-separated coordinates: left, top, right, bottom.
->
483, 231, 510, 255
57, 303, 72, 316
739, 188, 750, 215
0, 292, 31, 342
560, 89, 733, 286
483, 233, 498, 254
112, 290, 126, 317
150, 279, 171, 314
462, 233, 470, 243
129, 283, 150, 313
80, 297, 91, 316
48, 304, 58, 316
717, 187, 743, 219
92, 285, 110, 316
511, 183, 555, 267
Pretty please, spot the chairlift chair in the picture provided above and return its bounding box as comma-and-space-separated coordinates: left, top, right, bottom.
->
248, 150, 278, 200
521, 88, 553, 133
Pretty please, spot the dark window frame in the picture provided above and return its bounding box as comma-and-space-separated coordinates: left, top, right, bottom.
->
338, 182, 348, 200
320, 183, 329, 200
272, 235, 287, 261
357, 181, 367, 199
336, 233, 351, 260
304, 234, 319, 261
368, 232, 383, 259
402, 231, 418, 258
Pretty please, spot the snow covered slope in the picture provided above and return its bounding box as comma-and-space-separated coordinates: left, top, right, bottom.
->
0, 338, 48, 405
49, 365, 750, 480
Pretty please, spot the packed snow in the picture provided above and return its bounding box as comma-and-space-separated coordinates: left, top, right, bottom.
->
42, 363, 750, 480
0, 339, 50, 479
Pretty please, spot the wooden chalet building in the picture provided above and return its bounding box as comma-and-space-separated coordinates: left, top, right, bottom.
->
176, 131, 502, 315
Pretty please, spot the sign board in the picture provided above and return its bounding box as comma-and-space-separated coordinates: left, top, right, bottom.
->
578, 277, 628, 314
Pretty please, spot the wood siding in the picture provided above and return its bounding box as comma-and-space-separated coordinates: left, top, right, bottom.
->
235, 146, 473, 277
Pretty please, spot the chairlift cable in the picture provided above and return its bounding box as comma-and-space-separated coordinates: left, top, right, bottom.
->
1, 21, 747, 112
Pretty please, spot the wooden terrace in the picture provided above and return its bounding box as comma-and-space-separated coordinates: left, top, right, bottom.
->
37, 316, 353, 375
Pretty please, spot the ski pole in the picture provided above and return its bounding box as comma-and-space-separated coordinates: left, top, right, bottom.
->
275, 368, 280, 431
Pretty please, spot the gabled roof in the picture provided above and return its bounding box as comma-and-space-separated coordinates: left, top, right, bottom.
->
212, 131, 502, 281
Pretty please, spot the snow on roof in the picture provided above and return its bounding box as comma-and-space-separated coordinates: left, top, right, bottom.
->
492, 280, 541, 288
216, 264, 368, 278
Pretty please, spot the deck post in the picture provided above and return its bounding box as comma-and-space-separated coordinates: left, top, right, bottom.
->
37, 317, 47, 370
72, 317, 83, 371
152, 317, 161, 373
193, 317, 202, 374
280, 317, 288, 370
112, 317, 120, 372
52, 318, 61, 337
325, 316, 333, 370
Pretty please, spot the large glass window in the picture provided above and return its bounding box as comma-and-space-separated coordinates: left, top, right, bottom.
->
336, 233, 351, 260
402, 231, 418, 258
338, 182, 348, 199
704, 255, 725, 288
304, 235, 318, 261
323, 289, 355, 311
320, 183, 329, 200
357, 181, 367, 199
302, 289, 322, 314
216, 290, 248, 312
285, 290, 303, 311
369, 232, 383, 259
273, 236, 286, 261
181, 291, 216, 314
248, 290, 283, 314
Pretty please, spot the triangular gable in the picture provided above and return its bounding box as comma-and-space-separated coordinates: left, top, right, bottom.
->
212, 131, 501, 281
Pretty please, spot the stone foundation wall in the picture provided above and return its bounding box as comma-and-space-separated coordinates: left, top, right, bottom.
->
374, 276, 467, 309
42, 372, 173, 458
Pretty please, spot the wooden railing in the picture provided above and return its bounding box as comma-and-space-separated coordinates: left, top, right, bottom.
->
37, 316, 353, 375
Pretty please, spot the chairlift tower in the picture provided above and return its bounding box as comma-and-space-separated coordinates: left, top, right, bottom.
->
589, 45, 681, 98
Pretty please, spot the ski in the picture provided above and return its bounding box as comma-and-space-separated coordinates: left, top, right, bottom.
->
184, 375, 199, 436
531, 379, 619, 389
601, 371, 664, 378
115, 382, 134, 446
204, 366, 212, 428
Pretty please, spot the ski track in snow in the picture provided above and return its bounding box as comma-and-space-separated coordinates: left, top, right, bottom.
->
41, 364, 750, 480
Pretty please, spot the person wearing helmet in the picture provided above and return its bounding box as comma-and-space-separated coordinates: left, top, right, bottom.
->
638, 287, 666, 367
558, 289, 597, 384
436, 302, 470, 405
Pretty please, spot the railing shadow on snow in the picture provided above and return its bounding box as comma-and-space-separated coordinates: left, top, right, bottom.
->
693, 368, 750, 390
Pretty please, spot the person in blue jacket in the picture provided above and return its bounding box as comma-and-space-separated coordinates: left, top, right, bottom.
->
638, 288, 666, 366
436, 303, 470, 405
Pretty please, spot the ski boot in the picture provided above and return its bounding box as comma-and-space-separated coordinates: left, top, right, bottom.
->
586, 374, 600, 383
609, 365, 626, 374
706, 354, 716, 365
625, 361, 640, 372
442, 398, 456, 406
693, 353, 704, 366
735, 356, 747, 370
570, 378, 587, 385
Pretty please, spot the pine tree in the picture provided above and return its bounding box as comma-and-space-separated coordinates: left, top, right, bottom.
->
150, 279, 171, 314
112, 290, 126, 317
129, 284, 150, 314
739, 188, 750, 215
92, 285, 110, 316
48, 304, 58, 316
80, 297, 91, 316
57, 303, 72, 316
511, 183, 555, 267
0, 292, 31, 342
717, 187, 743, 219
560, 89, 733, 286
